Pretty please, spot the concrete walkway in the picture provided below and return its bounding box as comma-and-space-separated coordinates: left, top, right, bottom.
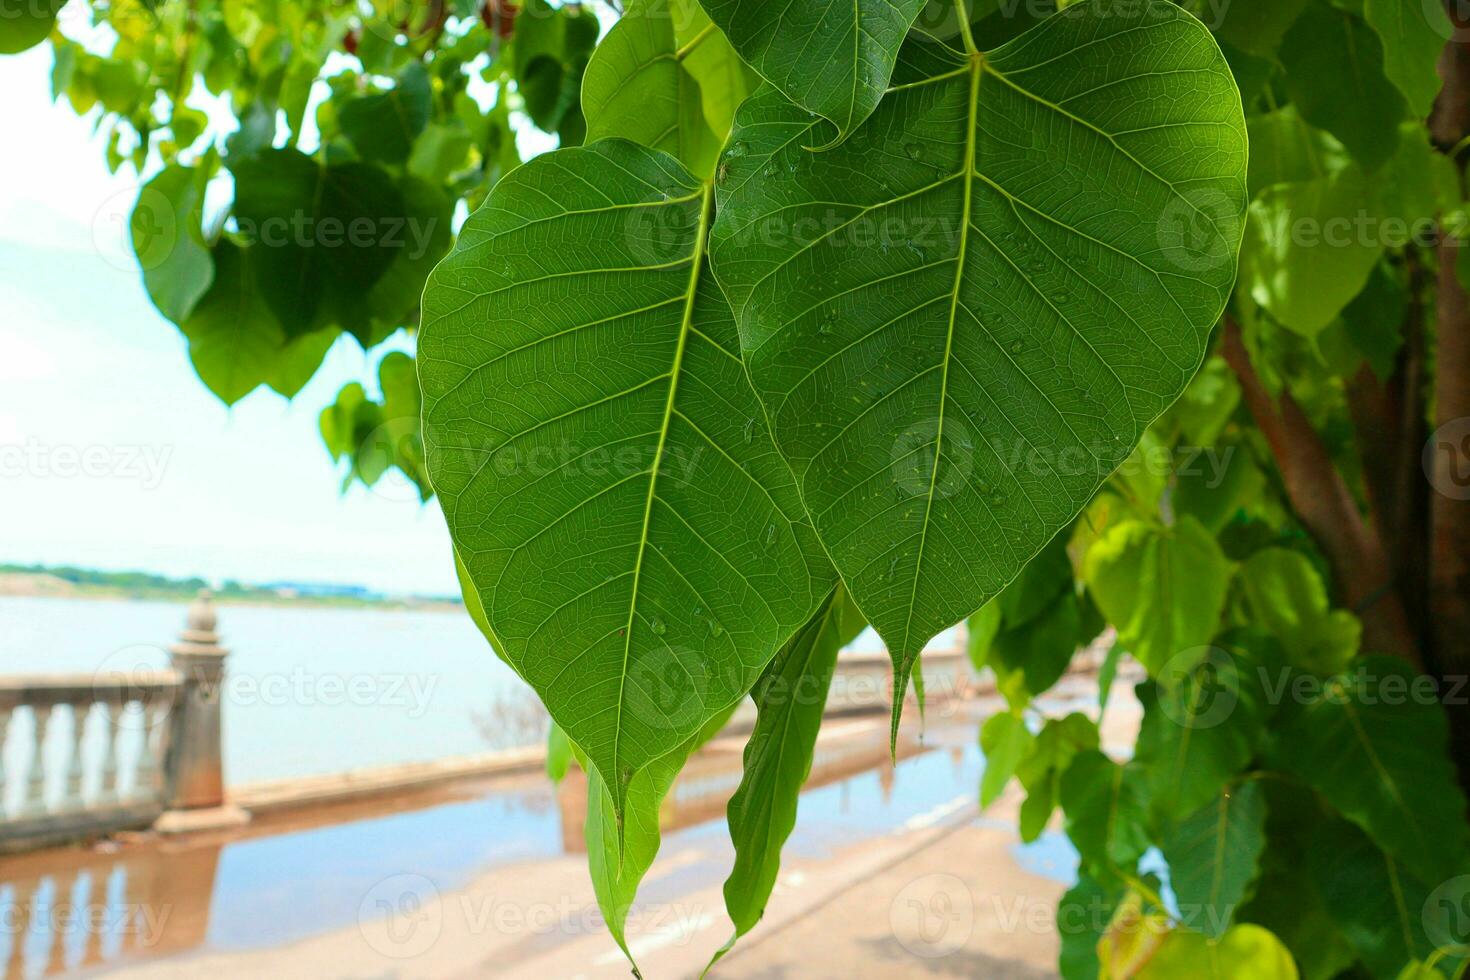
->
84, 675, 1139, 979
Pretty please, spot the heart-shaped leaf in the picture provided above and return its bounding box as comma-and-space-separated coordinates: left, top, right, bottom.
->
582, 0, 755, 178
696, 0, 929, 142
419, 139, 835, 819
711, 585, 865, 969
1160, 781, 1267, 939
709, 0, 1248, 725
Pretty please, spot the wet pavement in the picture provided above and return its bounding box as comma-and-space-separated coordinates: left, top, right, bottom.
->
0, 673, 1134, 979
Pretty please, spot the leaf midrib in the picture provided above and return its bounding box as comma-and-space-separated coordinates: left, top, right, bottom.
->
895, 49, 982, 698
613, 181, 717, 794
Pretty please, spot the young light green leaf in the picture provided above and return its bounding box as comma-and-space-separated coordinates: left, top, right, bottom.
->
0, 0, 67, 54
696, 0, 928, 144
1161, 781, 1267, 939
979, 709, 1033, 807
1239, 549, 1360, 675
1363, 0, 1450, 120
1015, 711, 1097, 841
1138, 923, 1298, 979
1244, 107, 1348, 197
1083, 517, 1233, 677
582, 0, 755, 178
134, 163, 214, 325
1271, 656, 1470, 885
710, 585, 865, 970
419, 140, 835, 822
264, 328, 338, 400
546, 720, 572, 783
1239, 164, 1384, 338
965, 599, 1002, 672
709, 1, 1247, 737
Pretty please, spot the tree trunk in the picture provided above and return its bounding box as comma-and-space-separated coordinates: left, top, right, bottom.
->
1431, 4, 1470, 788
1433, 240, 1470, 786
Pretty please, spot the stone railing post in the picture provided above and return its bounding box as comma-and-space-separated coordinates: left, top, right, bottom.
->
154, 591, 249, 834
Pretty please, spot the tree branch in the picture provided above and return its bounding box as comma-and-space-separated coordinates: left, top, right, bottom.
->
1221, 318, 1421, 665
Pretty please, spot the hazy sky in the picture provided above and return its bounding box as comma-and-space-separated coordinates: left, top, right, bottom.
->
0, 45, 463, 595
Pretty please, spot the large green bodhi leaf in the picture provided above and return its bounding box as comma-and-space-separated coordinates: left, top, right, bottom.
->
710, 586, 865, 969
419, 140, 835, 820
709, 0, 1247, 728
582, 0, 755, 178
1160, 781, 1267, 939
696, 0, 928, 143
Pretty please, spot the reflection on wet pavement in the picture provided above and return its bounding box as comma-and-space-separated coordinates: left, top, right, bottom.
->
0, 688, 1099, 979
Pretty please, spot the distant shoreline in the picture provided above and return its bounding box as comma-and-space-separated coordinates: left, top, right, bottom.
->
0, 570, 464, 613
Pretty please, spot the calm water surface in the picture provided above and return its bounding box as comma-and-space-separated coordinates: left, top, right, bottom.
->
0, 595, 531, 783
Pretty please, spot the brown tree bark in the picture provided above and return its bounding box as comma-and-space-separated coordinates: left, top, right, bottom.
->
1430, 4, 1470, 787
1432, 240, 1470, 779
1221, 320, 1422, 666
1345, 249, 1431, 638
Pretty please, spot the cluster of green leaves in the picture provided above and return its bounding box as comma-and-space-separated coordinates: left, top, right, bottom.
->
417, 0, 1278, 971
966, 1, 1470, 977
7, 0, 607, 491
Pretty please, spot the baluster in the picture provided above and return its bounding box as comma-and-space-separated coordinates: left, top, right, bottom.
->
63, 703, 89, 811
98, 702, 122, 804
0, 707, 12, 819
22, 705, 53, 816
79, 871, 106, 970
131, 702, 164, 801
149, 701, 174, 802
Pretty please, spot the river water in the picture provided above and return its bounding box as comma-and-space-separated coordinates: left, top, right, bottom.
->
0, 595, 534, 784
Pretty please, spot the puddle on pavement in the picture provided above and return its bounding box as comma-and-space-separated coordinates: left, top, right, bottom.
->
0, 704, 1087, 978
